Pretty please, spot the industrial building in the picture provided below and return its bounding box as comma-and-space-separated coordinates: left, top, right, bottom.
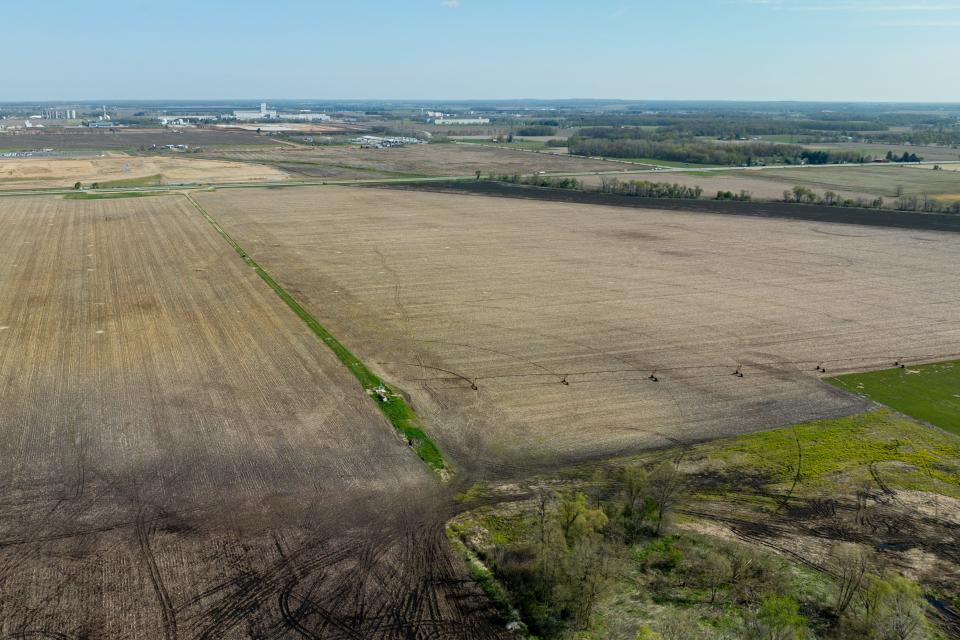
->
353, 135, 424, 149
158, 115, 219, 127
283, 111, 331, 122
233, 103, 278, 121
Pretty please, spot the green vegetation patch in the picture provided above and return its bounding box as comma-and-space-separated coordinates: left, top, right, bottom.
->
827, 360, 960, 436
692, 409, 960, 497
186, 195, 446, 472
445, 524, 523, 627
452, 408, 959, 638
63, 191, 165, 200
616, 158, 719, 169
97, 173, 163, 188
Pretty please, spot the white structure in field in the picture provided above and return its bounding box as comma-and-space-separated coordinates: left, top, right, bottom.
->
283, 111, 331, 122
431, 117, 490, 125
159, 115, 219, 127
234, 102, 278, 121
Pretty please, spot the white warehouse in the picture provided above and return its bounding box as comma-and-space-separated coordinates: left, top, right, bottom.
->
234, 103, 278, 121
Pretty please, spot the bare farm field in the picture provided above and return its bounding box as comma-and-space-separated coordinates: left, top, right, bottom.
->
581, 164, 960, 204
0, 128, 279, 151
196, 186, 960, 478
576, 169, 878, 202
200, 142, 635, 180
751, 164, 960, 199
0, 155, 287, 189
806, 141, 960, 162
0, 194, 504, 638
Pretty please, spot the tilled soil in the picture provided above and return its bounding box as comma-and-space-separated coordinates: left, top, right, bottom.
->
0, 194, 506, 639
196, 186, 960, 479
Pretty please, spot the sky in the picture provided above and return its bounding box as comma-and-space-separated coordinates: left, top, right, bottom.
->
4, 0, 959, 102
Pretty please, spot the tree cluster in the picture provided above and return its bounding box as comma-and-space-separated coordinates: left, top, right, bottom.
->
487, 463, 686, 637
516, 125, 557, 136
599, 178, 703, 199
568, 136, 803, 166
783, 185, 960, 214
474, 461, 938, 640
488, 173, 581, 189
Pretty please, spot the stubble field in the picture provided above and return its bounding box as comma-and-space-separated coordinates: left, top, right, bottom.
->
578, 163, 960, 204
805, 141, 960, 162
575, 169, 877, 201
0, 155, 287, 189
0, 194, 504, 638
199, 143, 636, 180
752, 164, 960, 199
196, 186, 960, 477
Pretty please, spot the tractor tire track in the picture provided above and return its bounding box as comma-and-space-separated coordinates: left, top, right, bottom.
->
136, 508, 178, 640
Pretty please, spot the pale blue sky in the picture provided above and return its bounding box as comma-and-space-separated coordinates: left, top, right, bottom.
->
4, 0, 959, 101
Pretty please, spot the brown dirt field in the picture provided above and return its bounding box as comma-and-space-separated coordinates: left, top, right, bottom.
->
0, 128, 279, 151
196, 187, 960, 478
200, 143, 632, 179
752, 164, 960, 199
807, 142, 960, 163
0, 194, 505, 638
576, 170, 877, 202
0, 156, 287, 189
580, 164, 960, 204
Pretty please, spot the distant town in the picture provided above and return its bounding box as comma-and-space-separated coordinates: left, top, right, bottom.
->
0, 101, 491, 133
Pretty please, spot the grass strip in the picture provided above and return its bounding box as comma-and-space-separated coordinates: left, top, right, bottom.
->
827, 360, 960, 436
185, 194, 445, 472
445, 523, 525, 632
63, 191, 165, 200
97, 174, 163, 188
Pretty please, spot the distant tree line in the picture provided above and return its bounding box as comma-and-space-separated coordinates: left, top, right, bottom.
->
783, 185, 960, 213
885, 150, 922, 163
567, 136, 805, 166
488, 173, 582, 189
599, 178, 703, 199
492, 174, 747, 203
485, 172, 960, 214
516, 125, 557, 136
566, 127, 927, 166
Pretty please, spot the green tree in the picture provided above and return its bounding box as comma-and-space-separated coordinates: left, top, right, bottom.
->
554, 492, 607, 546
747, 594, 806, 640
857, 573, 928, 640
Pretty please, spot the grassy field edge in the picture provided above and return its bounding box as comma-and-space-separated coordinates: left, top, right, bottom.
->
184, 193, 446, 473
826, 359, 960, 436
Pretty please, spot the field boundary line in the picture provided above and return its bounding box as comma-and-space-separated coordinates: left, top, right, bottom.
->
183, 194, 447, 473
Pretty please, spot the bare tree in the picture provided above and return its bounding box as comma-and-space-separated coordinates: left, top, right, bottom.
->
649, 462, 687, 536
831, 543, 868, 617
